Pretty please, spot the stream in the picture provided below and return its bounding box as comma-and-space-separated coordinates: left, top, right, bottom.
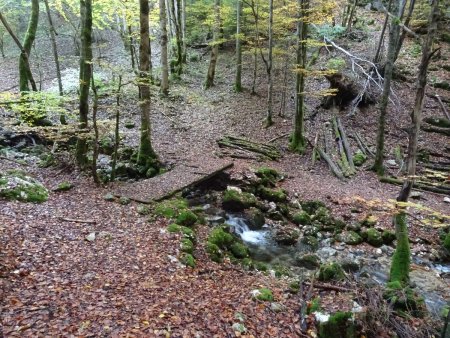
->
225, 214, 450, 317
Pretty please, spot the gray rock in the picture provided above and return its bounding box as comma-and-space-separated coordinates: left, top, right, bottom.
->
86, 232, 96, 242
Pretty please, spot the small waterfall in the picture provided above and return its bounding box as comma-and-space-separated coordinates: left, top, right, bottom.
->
226, 215, 268, 244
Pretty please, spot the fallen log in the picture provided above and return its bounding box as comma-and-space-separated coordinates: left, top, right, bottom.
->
432, 94, 450, 120
380, 176, 450, 195
302, 282, 353, 293
423, 163, 450, 172
316, 145, 345, 181
337, 117, 356, 173
423, 117, 450, 128
217, 136, 281, 160
421, 124, 450, 136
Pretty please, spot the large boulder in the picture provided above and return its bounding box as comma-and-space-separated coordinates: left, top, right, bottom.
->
0, 170, 48, 203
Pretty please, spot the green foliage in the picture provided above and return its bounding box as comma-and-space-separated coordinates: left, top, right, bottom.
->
230, 242, 249, 258
180, 253, 196, 268
307, 297, 321, 314
293, 211, 312, 225
254, 288, 273, 302
154, 197, 188, 218
318, 262, 345, 281
353, 151, 367, 166
313, 24, 346, 39
326, 57, 346, 72
319, 312, 355, 338
444, 232, 450, 252
176, 210, 198, 227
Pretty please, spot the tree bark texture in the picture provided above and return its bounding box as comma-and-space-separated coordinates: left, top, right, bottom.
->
19, 0, 39, 92
44, 0, 63, 96
160, 0, 169, 95
205, 0, 221, 89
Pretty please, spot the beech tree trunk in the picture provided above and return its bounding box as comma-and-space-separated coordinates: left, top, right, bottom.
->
76, 0, 93, 167
290, 0, 309, 153
373, 0, 401, 175
234, 0, 243, 92
0, 12, 37, 91
18, 0, 39, 92
389, 0, 439, 286
205, 0, 221, 89
44, 0, 63, 97
181, 0, 187, 63
160, 0, 169, 95
264, 0, 274, 127
137, 0, 158, 172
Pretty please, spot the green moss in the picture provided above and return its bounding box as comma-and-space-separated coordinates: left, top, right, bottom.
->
137, 205, 151, 215
314, 206, 333, 225
389, 213, 410, 284
176, 210, 198, 227
272, 264, 292, 277
295, 253, 320, 269
119, 196, 131, 205
366, 228, 383, 247
307, 297, 321, 314
167, 223, 196, 242
180, 238, 194, 254
289, 281, 300, 294
208, 226, 234, 249
318, 312, 355, 338
254, 288, 273, 301
0, 172, 48, 203
254, 261, 268, 272
180, 253, 196, 268
230, 242, 249, 258
362, 215, 378, 227
300, 235, 319, 251
353, 151, 367, 167
222, 189, 257, 211
206, 242, 223, 262
443, 232, 450, 252
318, 263, 345, 282
301, 200, 326, 215
255, 167, 280, 186
384, 282, 426, 317
257, 186, 287, 202
154, 197, 188, 218
336, 231, 362, 245
55, 181, 73, 191
382, 230, 396, 245
292, 211, 311, 225
167, 223, 181, 233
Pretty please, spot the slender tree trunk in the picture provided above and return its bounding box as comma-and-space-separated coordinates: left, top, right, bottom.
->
166, 0, 175, 41
44, 0, 63, 97
160, 0, 169, 95
264, 0, 274, 127
18, 0, 39, 92
290, 0, 308, 153
181, 0, 187, 63
345, 0, 358, 31
91, 69, 100, 184
0, 31, 5, 58
372, 0, 401, 175
251, 0, 259, 95
393, 0, 416, 63
235, 0, 243, 92
76, 0, 93, 167
111, 76, 122, 181
204, 0, 221, 89
137, 0, 158, 174
0, 13, 37, 91
373, 0, 392, 64
128, 25, 136, 70
389, 0, 439, 286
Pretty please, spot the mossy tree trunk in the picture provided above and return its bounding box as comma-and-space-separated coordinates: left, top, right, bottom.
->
389, 0, 439, 285
290, 0, 309, 153
76, 0, 93, 167
261, 0, 274, 127
160, 0, 169, 95
19, 0, 39, 92
0, 12, 37, 91
44, 0, 63, 97
169, 0, 183, 75
372, 0, 401, 176
137, 0, 159, 174
234, 0, 243, 92
205, 0, 221, 89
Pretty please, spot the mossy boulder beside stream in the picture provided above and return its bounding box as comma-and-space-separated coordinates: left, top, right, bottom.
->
318, 312, 356, 338
0, 170, 48, 203
222, 189, 257, 211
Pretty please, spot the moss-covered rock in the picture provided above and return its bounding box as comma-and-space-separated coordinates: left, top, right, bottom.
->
365, 228, 383, 247
273, 228, 300, 245
222, 190, 257, 211
167, 223, 181, 233
0, 171, 48, 203
255, 167, 280, 186
353, 151, 367, 167
206, 242, 223, 262
180, 253, 196, 268
361, 215, 378, 227
301, 200, 326, 215
318, 262, 345, 281
137, 204, 151, 215
154, 197, 188, 218
382, 230, 396, 245
208, 226, 234, 249
176, 210, 198, 227
245, 207, 265, 230
294, 253, 321, 269
257, 186, 287, 202
253, 288, 274, 302
54, 181, 73, 191
384, 281, 426, 317
336, 231, 362, 245
318, 312, 356, 338
314, 206, 334, 226
292, 211, 311, 225
230, 242, 249, 258
167, 223, 196, 242
300, 235, 319, 251
340, 260, 360, 272
103, 193, 115, 201
180, 238, 194, 254
119, 196, 131, 205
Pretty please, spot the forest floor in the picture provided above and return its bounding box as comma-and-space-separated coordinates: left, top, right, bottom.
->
1, 7, 450, 337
